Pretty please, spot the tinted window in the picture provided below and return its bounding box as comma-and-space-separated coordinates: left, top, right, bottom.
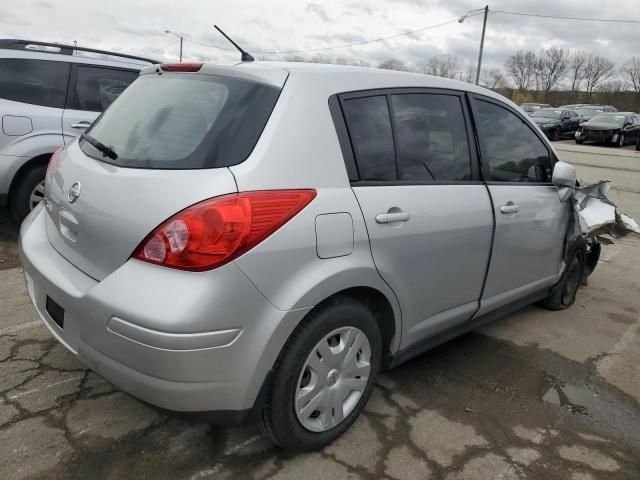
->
473, 99, 551, 183
0, 58, 69, 108
342, 96, 396, 181
70, 66, 138, 112
391, 94, 471, 181
569, 111, 578, 118
82, 74, 280, 169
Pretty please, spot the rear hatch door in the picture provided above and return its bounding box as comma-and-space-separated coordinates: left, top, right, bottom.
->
44, 67, 283, 281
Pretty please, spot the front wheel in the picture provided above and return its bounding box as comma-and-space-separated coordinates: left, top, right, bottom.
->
616, 133, 625, 147
260, 297, 382, 452
541, 238, 586, 310
551, 128, 561, 141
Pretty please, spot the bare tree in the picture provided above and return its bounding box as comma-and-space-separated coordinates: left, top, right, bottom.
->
569, 51, 588, 92
427, 54, 461, 79
461, 64, 476, 84
538, 47, 569, 94
621, 57, 640, 92
414, 59, 429, 74
480, 68, 507, 89
584, 54, 615, 97
378, 58, 406, 71
506, 50, 537, 90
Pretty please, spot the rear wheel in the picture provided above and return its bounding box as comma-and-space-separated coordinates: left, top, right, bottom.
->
542, 238, 586, 310
551, 128, 561, 141
260, 297, 382, 452
10, 164, 47, 223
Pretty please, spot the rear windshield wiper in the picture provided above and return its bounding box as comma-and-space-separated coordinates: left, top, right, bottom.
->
81, 133, 118, 160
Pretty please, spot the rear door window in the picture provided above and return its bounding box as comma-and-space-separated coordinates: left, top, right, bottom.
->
342, 96, 396, 181
390, 93, 471, 181
69, 66, 139, 112
82, 73, 281, 169
0, 58, 69, 108
472, 98, 552, 183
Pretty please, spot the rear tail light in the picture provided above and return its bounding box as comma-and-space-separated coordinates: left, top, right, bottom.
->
160, 63, 203, 72
132, 190, 317, 271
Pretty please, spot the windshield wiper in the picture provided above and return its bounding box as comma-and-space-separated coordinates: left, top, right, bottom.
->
81, 133, 118, 160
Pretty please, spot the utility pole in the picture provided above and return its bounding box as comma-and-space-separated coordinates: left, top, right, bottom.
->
179, 35, 183, 62
165, 30, 183, 62
475, 5, 489, 85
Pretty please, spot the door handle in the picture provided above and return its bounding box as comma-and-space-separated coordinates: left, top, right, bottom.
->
70, 122, 91, 129
375, 212, 410, 224
500, 203, 519, 214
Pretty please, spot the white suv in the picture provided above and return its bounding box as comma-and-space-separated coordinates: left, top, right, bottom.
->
0, 39, 156, 220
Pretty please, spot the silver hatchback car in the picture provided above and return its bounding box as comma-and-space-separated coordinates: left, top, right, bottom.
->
20, 61, 584, 452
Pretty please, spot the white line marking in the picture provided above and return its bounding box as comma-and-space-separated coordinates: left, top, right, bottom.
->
8, 375, 84, 399
0, 320, 43, 335
224, 434, 261, 455
597, 315, 640, 376
190, 465, 222, 480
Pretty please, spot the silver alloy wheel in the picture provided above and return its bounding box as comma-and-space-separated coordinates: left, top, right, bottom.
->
295, 326, 371, 433
29, 181, 45, 210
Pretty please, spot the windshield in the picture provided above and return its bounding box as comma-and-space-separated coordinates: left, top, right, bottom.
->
532, 109, 562, 119
589, 114, 626, 125
82, 74, 280, 169
521, 104, 544, 112
576, 108, 602, 117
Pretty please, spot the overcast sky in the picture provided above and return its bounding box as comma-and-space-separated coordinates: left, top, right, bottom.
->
2, 0, 638, 72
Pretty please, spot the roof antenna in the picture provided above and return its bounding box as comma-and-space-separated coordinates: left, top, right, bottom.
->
213, 25, 254, 62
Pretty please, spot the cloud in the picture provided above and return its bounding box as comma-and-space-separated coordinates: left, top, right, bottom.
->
306, 3, 331, 22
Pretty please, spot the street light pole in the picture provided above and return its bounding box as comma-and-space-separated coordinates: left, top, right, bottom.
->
165, 30, 183, 62
179, 36, 183, 62
475, 5, 489, 85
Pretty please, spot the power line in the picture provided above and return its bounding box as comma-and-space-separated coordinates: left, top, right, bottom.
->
188, 14, 484, 55
144, 40, 180, 54
492, 9, 640, 24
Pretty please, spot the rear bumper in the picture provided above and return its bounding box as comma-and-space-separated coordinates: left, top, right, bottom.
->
19, 205, 310, 413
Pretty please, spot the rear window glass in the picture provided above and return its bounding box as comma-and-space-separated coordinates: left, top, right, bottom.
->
0, 58, 69, 108
82, 74, 280, 169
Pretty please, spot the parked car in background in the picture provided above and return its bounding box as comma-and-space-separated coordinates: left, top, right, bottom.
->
0, 39, 156, 221
530, 108, 581, 140
561, 104, 618, 112
21, 61, 585, 452
574, 106, 604, 123
575, 112, 640, 147
519, 103, 552, 115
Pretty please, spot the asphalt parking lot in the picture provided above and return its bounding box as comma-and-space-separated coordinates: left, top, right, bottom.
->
1, 143, 639, 480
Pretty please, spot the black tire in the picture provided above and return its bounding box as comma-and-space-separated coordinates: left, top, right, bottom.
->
635, 139, 640, 151
576, 137, 584, 145
615, 133, 625, 148
581, 239, 601, 285
551, 128, 561, 141
260, 296, 382, 452
9, 164, 47, 223
541, 238, 587, 311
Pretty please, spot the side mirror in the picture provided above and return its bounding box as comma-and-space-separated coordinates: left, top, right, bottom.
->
552, 161, 576, 202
